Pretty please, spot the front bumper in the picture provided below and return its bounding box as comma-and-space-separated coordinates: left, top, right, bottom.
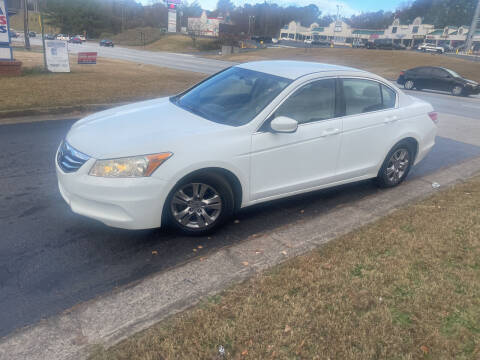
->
56, 157, 170, 230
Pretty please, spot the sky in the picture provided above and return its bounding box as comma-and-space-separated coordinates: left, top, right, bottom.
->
140, 0, 406, 16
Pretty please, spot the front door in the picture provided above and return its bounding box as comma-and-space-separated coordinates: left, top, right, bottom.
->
250, 78, 342, 201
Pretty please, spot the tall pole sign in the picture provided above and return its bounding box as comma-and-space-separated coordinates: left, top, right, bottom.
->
166, 0, 181, 33
0, 0, 13, 60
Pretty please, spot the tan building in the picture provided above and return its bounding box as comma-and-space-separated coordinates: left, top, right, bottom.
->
279, 17, 480, 49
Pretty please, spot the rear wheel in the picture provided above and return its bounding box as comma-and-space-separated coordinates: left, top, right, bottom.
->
165, 173, 234, 235
451, 85, 463, 96
376, 142, 414, 188
404, 80, 415, 90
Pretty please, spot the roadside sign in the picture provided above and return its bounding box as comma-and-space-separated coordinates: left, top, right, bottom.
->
45, 40, 70, 72
78, 52, 97, 64
0, 0, 13, 60
168, 9, 177, 33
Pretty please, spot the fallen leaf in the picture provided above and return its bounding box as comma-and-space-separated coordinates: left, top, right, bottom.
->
242, 261, 249, 266
151, 250, 158, 255
284, 324, 292, 333
420, 345, 429, 354
322, 263, 333, 270
241, 350, 248, 356
281, 250, 287, 256
200, 257, 206, 261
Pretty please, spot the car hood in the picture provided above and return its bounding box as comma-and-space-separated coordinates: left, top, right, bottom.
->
464, 79, 479, 86
66, 98, 228, 159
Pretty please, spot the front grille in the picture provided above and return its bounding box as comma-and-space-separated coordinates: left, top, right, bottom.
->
57, 141, 90, 173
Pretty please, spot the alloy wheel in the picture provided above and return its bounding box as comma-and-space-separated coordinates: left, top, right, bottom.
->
404, 80, 414, 90
452, 86, 463, 96
385, 148, 409, 184
170, 183, 223, 230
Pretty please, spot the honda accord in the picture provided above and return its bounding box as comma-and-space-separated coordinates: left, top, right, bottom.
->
56, 61, 437, 235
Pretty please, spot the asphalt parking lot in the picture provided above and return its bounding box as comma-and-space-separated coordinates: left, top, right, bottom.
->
0, 91, 480, 339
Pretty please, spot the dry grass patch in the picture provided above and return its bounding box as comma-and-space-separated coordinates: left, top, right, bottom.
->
90, 175, 480, 360
1, 50, 206, 112
144, 34, 220, 53
213, 47, 480, 82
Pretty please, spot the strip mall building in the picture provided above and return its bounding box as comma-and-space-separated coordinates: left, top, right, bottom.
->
280, 17, 480, 50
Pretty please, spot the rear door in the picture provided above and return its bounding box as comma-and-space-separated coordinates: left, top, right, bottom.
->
413, 67, 433, 89
336, 78, 400, 180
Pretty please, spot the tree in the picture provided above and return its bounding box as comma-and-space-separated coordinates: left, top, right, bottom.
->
216, 0, 234, 16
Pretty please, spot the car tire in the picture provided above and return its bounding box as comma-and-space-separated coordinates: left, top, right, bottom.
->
376, 141, 414, 188
404, 80, 415, 90
165, 172, 235, 236
451, 85, 464, 96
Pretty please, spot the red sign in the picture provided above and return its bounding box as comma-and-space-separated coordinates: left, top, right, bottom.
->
78, 52, 97, 64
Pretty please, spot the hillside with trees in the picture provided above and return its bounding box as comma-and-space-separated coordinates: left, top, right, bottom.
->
31, 0, 478, 39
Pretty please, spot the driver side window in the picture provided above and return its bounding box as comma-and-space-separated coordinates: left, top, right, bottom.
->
274, 79, 336, 125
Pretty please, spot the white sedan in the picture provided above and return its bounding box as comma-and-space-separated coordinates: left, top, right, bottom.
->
56, 61, 437, 235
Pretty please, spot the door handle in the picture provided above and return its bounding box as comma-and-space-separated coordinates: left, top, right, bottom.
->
384, 115, 399, 124
320, 128, 340, 137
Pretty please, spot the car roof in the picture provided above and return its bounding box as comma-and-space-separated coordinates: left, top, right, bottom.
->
236, 60, 363, 80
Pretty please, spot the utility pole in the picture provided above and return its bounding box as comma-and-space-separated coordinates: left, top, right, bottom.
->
465, 0, 480, 53
39, 0, 47, 71
23, 0, 31, 50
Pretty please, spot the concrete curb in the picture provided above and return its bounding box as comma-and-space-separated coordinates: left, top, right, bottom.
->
2, 155, 480, 360
0, 102, 129, 123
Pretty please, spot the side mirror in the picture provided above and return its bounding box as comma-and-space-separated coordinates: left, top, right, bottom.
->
270, 116, 298, 133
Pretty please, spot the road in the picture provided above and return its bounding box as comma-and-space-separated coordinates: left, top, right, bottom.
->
0, 90, 479, 338
14, 38, 236, 74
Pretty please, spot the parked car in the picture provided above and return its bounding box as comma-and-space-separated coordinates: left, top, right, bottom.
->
368, 39, 406, 50
75, 34, 86, 42
99, 39, 114, 47
45, 34, 56, 40
69, 37, 83, 44
56, 34, 70, 41
352, 39, 364, 48
271, 38, 279, 44
252, 36, 273, 44
304, 38, 313, 45
56, 61, 437, 235
9, 30, 19, 38
28, 31, 36, 37
397, 66, 480, 96
418, 43, 444, 53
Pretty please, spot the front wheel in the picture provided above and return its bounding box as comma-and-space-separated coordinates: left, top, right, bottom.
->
376, 143, 414, 188
451, 85, 463, 96
165, 173, 234, 235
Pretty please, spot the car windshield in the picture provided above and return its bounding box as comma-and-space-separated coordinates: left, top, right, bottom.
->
445, 68, 460, 78
171, 67, 292, 126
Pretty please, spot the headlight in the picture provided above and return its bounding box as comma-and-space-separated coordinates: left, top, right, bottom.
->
89, 153, 172, 178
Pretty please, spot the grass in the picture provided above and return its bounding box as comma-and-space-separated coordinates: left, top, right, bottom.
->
98, 29, 220, 52
1, 51, 206, 113
144, 34, 220, 53
100, 27, 165, 47
89, 175, 480, 359
212, 47, 480, 82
